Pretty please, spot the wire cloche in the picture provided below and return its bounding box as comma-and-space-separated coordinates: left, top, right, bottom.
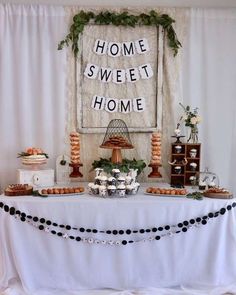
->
100, 119, 133, 149
100, 119, 134, 163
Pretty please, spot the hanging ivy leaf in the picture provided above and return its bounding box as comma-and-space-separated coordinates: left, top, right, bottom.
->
58, 10, 181, 57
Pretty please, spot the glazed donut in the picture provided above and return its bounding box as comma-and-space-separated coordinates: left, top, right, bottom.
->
70, 139, 79, 145
152, 156, 159, 161
71, 144, 80, 149
70, 131, 80, 137
71, 151, 80, 156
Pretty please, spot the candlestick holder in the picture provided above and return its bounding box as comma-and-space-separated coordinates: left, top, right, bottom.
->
148, 163, 162, 178
69, 163, 83, 178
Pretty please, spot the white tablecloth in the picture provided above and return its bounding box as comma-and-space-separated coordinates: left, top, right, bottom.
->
0, 185, 236, 295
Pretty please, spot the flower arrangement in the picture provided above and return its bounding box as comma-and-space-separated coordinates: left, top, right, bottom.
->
179, 103, 201, 143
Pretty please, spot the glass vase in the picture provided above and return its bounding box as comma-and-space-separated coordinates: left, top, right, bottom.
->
187, 126, 198, 143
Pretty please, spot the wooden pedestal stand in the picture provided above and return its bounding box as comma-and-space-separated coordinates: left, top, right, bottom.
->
148, 163, 162, 178
69, 163, 83, 178
100, 146, 133, 164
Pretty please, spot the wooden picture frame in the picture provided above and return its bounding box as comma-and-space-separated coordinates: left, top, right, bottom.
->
76, 25, 164, 134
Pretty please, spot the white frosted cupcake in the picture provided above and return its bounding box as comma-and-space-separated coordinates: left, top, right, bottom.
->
88, 183, 94, 194
126, 184, 134, 195
99, 185, 107, 197
107, 176, 116, 186
107, 185, 116, 197
112, 168, 120, 178
125, 176, 132, 185
100, 175, 108, 186
199, 181, 207, 190
91, 184, 99, 195
94, 176, 102, 185
117, 184, 126, 197
117, 176, 125, 185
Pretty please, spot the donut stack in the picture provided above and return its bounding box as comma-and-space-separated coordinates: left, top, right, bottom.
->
150, 131, 162, 165
70, 132, 81, 164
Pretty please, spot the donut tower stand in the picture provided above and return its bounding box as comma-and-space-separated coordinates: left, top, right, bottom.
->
69, 132, 83, 178
148, 131, 162, 178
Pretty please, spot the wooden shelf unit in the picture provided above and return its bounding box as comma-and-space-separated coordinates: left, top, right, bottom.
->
170, 143, 201, 186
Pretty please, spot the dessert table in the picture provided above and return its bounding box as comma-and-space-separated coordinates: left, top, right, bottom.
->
0, 184, 236, 295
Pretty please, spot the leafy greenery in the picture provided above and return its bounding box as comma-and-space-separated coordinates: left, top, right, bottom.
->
91, 158, 146, 175
58, 10, 181, 56
17, 152, 49, 159
186, 191, 203, 201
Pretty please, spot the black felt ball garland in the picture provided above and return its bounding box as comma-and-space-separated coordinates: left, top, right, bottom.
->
0, 201, 235, 246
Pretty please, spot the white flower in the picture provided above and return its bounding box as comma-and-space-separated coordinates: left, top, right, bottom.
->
190, 117, 197, 125
196, 116, 201, 123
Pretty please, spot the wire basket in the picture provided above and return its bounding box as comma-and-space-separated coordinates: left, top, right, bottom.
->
100, 119, 133, 149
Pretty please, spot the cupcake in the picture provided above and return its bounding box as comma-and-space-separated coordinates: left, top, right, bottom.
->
100, 175, 107, 186
126, 184, 134, 195
107, 185, 116, 197
198, 181, 207, 190
117, 176, 125, 185
107, 176, 116, 186
91, 184, 99, 195
125, 176, 132, 185
99, 185, 107, 197
112, 168, 120, 178
88, 182, 94, 194
94, 176, 102, 185
117, 184, 126, 197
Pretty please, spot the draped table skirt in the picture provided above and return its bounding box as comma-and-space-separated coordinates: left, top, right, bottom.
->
0, 185, 236, 294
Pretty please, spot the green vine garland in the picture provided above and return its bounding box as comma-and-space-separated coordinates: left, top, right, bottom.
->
58, 10, 181, 56
91, 158, 146, 175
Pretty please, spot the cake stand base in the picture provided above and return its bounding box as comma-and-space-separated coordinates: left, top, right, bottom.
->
148, 163, 162, 178
111, 148, 122, 164
69, 163, 83, 178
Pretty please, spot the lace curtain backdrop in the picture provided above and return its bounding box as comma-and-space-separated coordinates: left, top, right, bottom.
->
65, 6, 187, 183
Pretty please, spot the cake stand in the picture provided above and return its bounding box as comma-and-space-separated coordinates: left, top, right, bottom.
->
22, 161, 47, 171
100, 119, 134, 164
100, 145, 133, 164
